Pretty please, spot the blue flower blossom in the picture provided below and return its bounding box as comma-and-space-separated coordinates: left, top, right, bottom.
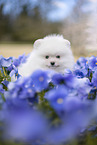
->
1, 57, 13, 67
13, 54, 27, 67
92, 69, 97, 87
0, 54, 27, 81
52, 73, 66, 85
45, 86, 68, 111
75, 57, 88, 69
88, 56, 97, 70
9, 65, 21, 79
6, 77, 35, 100
73, 78, 92, 100
74, 57, 90, 78
52, 73, 76, 88
3, 100, 47, 142
73, 68, 88, 78
47, 101, 95, 144
63, 97, 84, 112
31, 70, 49, 92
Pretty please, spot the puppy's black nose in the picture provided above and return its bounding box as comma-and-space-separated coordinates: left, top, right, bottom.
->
51, 62, 55, 66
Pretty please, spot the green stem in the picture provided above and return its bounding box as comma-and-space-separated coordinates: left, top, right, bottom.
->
2, 67, 7, 77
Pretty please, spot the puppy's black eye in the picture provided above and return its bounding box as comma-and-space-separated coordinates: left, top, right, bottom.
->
45, 56, 49, 59
56, 55, 60, 58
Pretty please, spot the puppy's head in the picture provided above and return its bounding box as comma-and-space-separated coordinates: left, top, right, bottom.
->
33, 35, 74, 72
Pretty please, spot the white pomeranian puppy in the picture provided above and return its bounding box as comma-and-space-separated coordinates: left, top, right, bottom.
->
18, 34, 74, 77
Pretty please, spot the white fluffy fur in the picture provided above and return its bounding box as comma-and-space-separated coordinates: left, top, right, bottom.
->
18, 34, 74, 77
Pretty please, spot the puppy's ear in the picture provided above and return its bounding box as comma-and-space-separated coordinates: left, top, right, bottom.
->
64, 39, 71, 48
33, 39, 43, 49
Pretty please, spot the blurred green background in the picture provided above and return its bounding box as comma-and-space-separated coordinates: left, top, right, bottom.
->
0, 0, 97, 58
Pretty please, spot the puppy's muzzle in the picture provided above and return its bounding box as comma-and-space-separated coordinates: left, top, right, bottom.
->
51, 62, 55, 66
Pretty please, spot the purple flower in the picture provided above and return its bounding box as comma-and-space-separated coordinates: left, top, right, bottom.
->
63, 73, 77, 88
52, 73, 76, 88
92, 69, 97, 87
13, 54, 27, 67
74, 57, 89, 78
88, 56, 97, 70
0, 54, 27, 80
74, 78, 92, 100
1, 57, 13, 67
10, 65, 21, 79
45, 86, 68, 111
31, 70, 49, 92
3, 97, 30, 111
73, 68, 88, 78
75, 57, 88, 69
52, 73, 66, 85
47, 101, 95, 144
63, 97, 84, 112
6, 77, 35, 100
3, 100, 47, 142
